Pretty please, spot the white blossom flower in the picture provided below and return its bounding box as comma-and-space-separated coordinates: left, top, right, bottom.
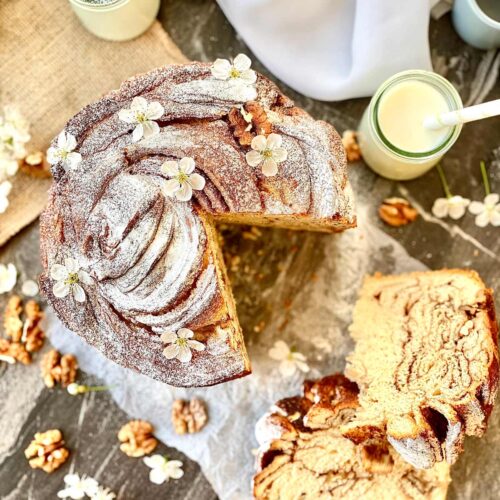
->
246, 133, 288, 177
468, 193, 500, 227
211, 54, 257, 88
0, 107, 30, 161
57, 473, 98, 499
47, 131, 82, 170
0, 262, 17, 294
268, 340, 309, 377
21, 279, 39, 297
89, 486, 116, 500
143, 455, 184, 485
0, 180, 12, 214
118, 96, 164, 142
431, 195, 470, 220
50, 257, 92, 303
161, 328, 205, 363
161, 157, 205, 202
0, 157, 20, 180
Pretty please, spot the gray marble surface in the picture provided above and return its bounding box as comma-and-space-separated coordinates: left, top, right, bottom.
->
0, 1, 499, 499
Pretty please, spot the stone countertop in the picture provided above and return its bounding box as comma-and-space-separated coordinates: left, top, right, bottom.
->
0, 1, 499, 499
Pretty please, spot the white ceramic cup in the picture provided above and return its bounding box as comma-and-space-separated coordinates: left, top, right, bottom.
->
69, 0, 160, 42
452, 0, 500, 50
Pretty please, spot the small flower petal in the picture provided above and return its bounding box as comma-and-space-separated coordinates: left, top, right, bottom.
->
211, 59, 232, 80
468, 201, 485, 215
233, 54, 252, 71
163, 178, 181, 197
50, 264, 67, 281
72, 283, 86, 303
266, 133, 282, 149
149, 467, 168, 485
261, 158, 278, 177
142, 120, 160, 139
176, 182, 193, 202
240, 69, 257, 85
431, 198, 449, 219
177, 328, 194, 339
177, 345, 193, 363
65, 258, 80, 274
163, 343, 180, 359
188, 173, 205, 191
162, 160, 180, 177
246, 150, 262, 167
53, 281, 70, 298
132, 124, 144, 142
484, 193, 499, 207
268, 340, 290, 360
251, 135, 267, 152
187, 339, 205, 352
146, 101, 164, 121
179, 157, 195, 175
160, 331, 178, 344
279, 359, 297, 377
272, 147, 288, 163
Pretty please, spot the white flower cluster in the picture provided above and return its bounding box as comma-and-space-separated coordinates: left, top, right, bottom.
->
57, 473, 115, 500
0, 106, 30, 213
431, 163, 500, 227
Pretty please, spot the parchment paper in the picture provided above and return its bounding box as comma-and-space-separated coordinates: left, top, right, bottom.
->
46, 170, 427, 499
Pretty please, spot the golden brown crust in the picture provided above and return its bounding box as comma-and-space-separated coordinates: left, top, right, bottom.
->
253, 374, 450, 500
38, 61, 355, 388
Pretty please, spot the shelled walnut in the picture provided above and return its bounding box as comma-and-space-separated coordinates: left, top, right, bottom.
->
1, 296, 45, 365
41, 349, 78, 388
342, 130, 362, 162
118, 420, 158, 457
228, 101, 273, 146
0, 338, 30, 364
378, 197, 418, 227
23, 300, 45, 352
24, 429, 69, 473
172, 398, 208, 434
21, 151, 51, 178
4, 295, 23, 342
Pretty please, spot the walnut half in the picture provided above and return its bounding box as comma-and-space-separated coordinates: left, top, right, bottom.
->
41, 349, 78, 388
24, 429, 70, 473
378, 197, 418, 227
172, 398, 208, 434
118, 420, 158, 457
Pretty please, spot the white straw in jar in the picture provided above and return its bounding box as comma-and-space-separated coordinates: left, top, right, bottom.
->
423, 99, 500, 130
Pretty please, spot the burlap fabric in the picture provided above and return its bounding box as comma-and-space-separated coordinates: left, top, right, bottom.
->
0, 0, 187, 246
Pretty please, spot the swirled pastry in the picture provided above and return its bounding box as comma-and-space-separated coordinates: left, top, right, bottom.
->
343, 269, 499, 469
39, 57, 355, 387
253, 374, 450, 500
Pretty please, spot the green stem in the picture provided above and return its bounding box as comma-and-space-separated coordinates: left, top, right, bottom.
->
480, 161, 491, 196
437, 164, 452, 199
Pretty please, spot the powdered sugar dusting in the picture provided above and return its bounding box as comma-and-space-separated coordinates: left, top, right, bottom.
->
40, 62, 355, 387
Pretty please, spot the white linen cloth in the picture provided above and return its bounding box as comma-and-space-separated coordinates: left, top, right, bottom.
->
216, 0, 442, 101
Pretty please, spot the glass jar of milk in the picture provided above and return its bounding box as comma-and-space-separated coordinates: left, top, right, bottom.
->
358, 70, 463, 181
69, 0, 160, 42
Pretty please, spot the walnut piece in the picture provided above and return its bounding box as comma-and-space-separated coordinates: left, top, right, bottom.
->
228, 101, 273, 146
4, 295, 23, 342
41, 349, 78, 388
342, 130, 362, 162
21, 151, 52, 178
23, 300, 45, 353
118, 420, 158, 457
378, 197, 418, 227
172, 398, 208, 434
24, 429, 70, 473
1, 297, 45, 364
0, 338, 31, 364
